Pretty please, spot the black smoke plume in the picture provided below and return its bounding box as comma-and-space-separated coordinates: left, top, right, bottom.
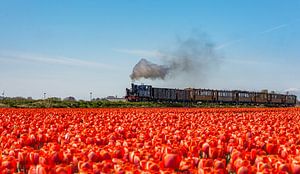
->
130, 33, 219, 81
130, 59, 169, 80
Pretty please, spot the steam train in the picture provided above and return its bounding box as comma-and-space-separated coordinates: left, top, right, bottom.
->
126, 83, 297, 106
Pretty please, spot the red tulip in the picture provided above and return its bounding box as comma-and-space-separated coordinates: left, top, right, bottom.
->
29, 151, 39, 165
28, 164, 47, 174
87, 151, 99, 162
162, 153, 181, 169
1, 108, 300, 172
214, 159, 226, 169
237, 166, 249, 174
198, 158, 213, 169
100, 150, 111, 161
291, 163, 300, 174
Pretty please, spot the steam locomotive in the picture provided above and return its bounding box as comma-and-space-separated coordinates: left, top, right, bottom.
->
126, 83, 297, 106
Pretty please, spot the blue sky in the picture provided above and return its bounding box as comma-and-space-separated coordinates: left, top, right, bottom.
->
0, 0, 300, 99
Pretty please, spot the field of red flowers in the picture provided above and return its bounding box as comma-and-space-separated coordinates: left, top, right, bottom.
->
0, 108, 300, 173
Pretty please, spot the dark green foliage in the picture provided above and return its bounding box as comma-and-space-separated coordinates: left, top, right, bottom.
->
0, 98, 292, 108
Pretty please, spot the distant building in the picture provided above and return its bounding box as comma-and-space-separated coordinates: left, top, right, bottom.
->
12, 97, 26, 100
105, 96, 126, 102
63, 96, 76, 101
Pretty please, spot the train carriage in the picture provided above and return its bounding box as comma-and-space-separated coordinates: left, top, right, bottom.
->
176, 89, 189, 102
152, 88, 176, 101
234, 91, 255, 103
269, 93, 285, 104
286, 95, 297, 106
255, 92, 268, 104
194, 89, 215, 102
217, 90, 234, 103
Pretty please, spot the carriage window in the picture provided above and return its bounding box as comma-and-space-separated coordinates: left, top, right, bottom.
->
222, 92, 232, 97
200, 90, 211, 96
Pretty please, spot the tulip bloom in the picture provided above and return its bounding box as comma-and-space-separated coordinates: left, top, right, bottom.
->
0, 108, 300, 172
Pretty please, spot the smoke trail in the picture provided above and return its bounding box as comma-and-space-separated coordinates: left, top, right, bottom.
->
130, 32, 219, 81
130, 58, 169, 80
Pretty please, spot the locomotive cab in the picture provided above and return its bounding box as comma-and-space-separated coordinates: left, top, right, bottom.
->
126, 83, 152, 101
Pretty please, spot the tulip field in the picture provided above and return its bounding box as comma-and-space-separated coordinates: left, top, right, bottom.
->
1, 108, 300, 173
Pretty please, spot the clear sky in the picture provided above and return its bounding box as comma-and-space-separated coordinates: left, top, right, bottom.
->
0, 0, 300, 100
